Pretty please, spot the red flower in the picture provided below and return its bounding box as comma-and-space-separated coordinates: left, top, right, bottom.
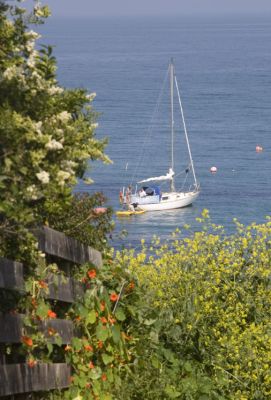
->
47, 310, 57, 319
84, 345, 93, 352
27, 358, 37, 368
38, 280, 48, 289
100, 317, 107, 325
87, 269, 96, 279
100, 301, 105, 312
110, 293, 119, 302
89, 361, 94, 369
97, 340, 103, 349
108, 316, 116, 325
21, 336, 33, 347
101, 373, 107, 381
47, 327, 56, 336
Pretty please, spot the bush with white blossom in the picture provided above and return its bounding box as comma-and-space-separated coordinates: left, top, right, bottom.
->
0, 0, 112, 259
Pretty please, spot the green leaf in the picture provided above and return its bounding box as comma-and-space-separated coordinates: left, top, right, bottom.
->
106, 368, 114, 383
54, 335, 63, 347
164, 385, 182, 399
151, 355, 160, 369
102, 353, 114, 365
36, 302, 49, 319
143, 318, 156, 326
90, 366, 102, 380
77, 304, 89, 318
86, 309, 96, 324
115, 308, 126, 321
111, 325, 121, 344
47, 342, 53, 355
100, 394, 112, 400
127, 305, 137, 316
72, 337, 82, 352
96, 325, 109, 341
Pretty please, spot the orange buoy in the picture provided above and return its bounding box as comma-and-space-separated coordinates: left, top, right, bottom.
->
210, 166, 217, 173
256, 145, 263, 153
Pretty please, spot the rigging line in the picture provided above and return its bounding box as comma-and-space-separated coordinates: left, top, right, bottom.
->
174, 166, 191, 179
130, 65, 170, 187
174, 76, 198, 187
178, 172, 189, 191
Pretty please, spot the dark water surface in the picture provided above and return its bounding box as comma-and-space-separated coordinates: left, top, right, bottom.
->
39, 16, 271, 248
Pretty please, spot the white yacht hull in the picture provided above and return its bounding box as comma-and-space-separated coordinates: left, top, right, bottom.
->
130, 190, 199, 211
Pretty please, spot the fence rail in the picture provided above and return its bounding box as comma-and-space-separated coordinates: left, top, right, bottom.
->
0, 226, 102, 398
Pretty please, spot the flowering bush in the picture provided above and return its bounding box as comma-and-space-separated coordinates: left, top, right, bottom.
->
0, 0, 112, 260
114, 211, 271, 399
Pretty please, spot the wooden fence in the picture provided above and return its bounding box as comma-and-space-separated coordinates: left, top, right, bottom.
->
0, 226, 102, 398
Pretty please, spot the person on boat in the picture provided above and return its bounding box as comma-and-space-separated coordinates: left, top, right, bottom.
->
128, 202, 138, 212
125, 185, 132, 204
119, 190, 124, 204
139, 188, 146, 198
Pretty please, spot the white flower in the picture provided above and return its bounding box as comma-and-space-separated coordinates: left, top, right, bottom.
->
57, 170, 71, 186
86, 92, 96, 101
61, 160, 77, 174
31, 70, 41, 79
46, 139, 63, 151
26, 185, 36, 194
25, 30, 41, 40
57, 171, 71, 180
3, 66, 18, 80
90, 123, 99, 129
26, 185, 38, 200
35, 121, 43, 135
47, 86, 64, 95
57, 111, 71, 123
27, 56, 36, 69
25, 41, 35, 53
36, 171, 50, 184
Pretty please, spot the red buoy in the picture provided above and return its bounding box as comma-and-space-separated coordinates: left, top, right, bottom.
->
210, 166, 217, 173
256, 145, 263, 153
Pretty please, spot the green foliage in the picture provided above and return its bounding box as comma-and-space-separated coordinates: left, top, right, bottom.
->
47, 192, 114, 252
116, 211, 271, 399
0, 0, 112, 260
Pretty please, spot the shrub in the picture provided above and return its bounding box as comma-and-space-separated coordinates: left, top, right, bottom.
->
115, 211, 271, 399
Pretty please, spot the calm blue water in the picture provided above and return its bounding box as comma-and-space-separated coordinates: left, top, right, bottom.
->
39, 16, 271, 248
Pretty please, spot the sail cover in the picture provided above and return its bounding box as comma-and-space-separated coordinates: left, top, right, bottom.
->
138, 168, 175, 184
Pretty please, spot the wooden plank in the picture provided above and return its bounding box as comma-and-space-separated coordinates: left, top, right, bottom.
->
0, 314, 73, 344
0, 258, 24, 291
47, 274, 84, 303
41, 319, 73, 344
0, 363, 70, 396
34, 226, 102, 267
0, 314, 23, 343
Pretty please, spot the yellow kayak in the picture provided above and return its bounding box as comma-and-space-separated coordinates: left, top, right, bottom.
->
116, 210, 146, 217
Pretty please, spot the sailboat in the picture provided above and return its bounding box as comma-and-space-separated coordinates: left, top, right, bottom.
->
122, 59, 200, 212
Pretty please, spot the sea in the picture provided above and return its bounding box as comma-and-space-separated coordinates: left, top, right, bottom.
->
38, 15, 271, 249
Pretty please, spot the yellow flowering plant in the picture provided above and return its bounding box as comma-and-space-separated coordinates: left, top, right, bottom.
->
114, 211, 271, 399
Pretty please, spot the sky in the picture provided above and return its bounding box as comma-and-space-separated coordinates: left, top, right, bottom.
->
44, 0, 271, 17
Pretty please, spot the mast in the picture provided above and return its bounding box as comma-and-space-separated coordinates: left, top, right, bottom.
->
170, 58, 175, 191
174, 75, 198, 188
